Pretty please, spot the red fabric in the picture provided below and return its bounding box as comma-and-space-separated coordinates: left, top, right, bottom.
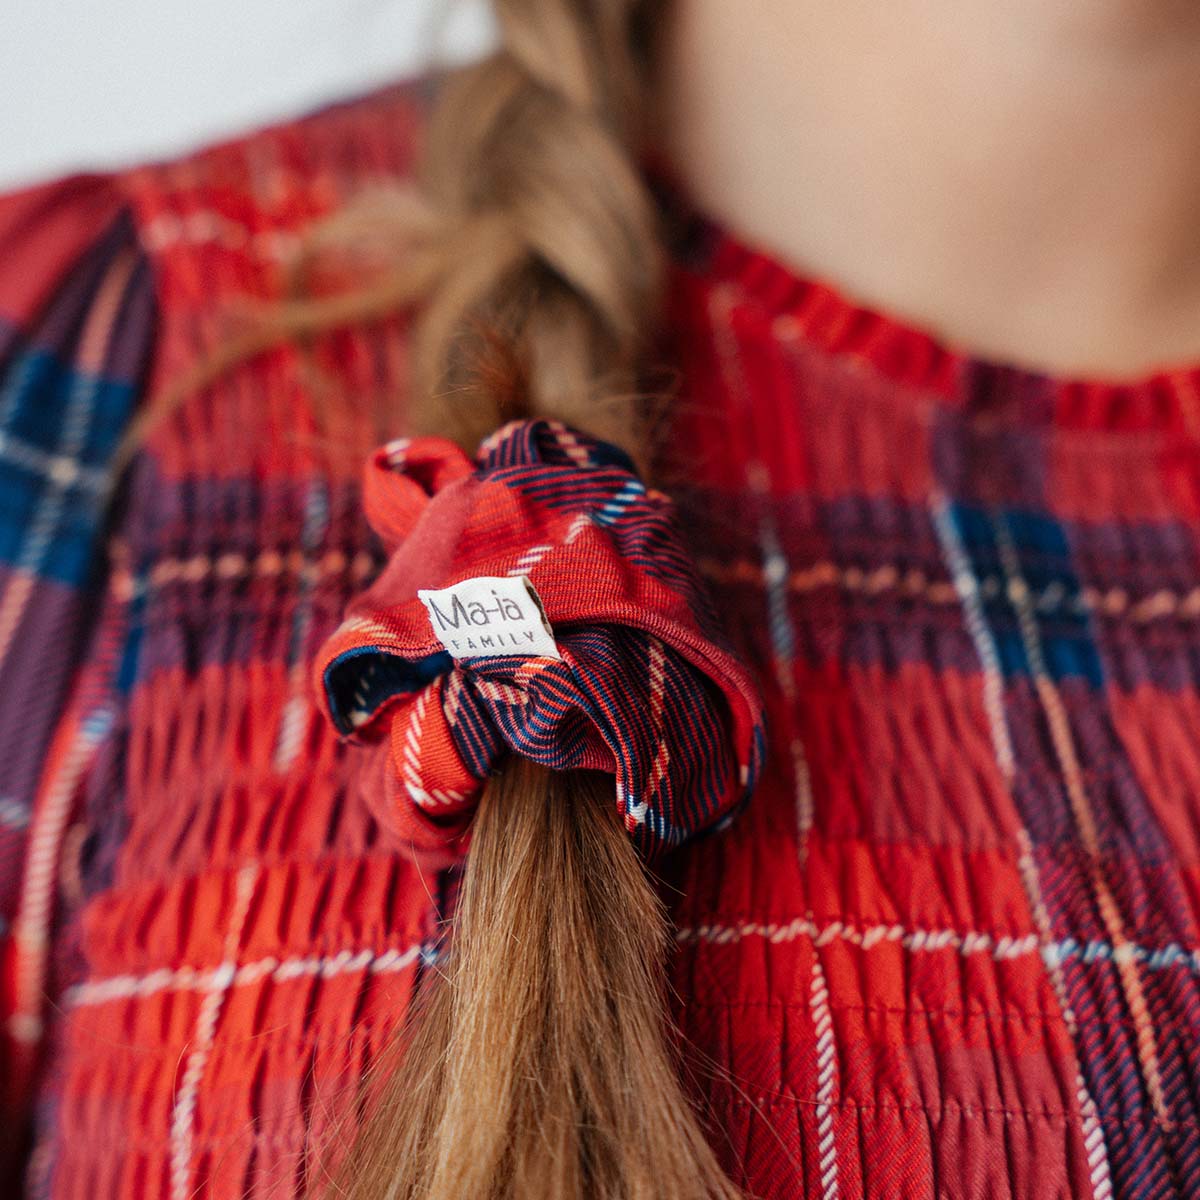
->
313, 421, 764, 861
0, 174, 123, 327
5, 78, 1200, 1199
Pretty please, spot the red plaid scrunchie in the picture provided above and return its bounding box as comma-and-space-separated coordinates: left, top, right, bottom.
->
314, 419, 765, 860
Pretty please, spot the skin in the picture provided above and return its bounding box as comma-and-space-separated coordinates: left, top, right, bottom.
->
649, 1, 1200, 378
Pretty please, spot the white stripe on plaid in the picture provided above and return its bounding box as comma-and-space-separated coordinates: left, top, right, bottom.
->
140, 210, 301, 260
63, 939, 435, 1009
624, 636, 668, 828
400, 688, 469, 808
697, 553, 1200, 625
931, 493, 1017, 779
272, 480, 329, 771
0, 796, 31, 831
8, 706, 114, 1044
810, 953, 841, 1200
505, 511, 592, 579
0, 428, 109, 494
675, 919, 1200, 977
995, 511, 1170, 1133
170, 865, 258, 1200
712, 281, 847, 1193
0, 254, 136, 670
933, 493, 1113, 1198
57, 919, 1200, 1013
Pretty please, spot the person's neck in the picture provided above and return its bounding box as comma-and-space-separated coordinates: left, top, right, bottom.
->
650, 1, 1200, 377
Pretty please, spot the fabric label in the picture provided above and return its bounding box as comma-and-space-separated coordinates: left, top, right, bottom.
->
418, 575, 561, 660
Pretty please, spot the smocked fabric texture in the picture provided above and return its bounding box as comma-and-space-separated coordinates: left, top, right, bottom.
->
5, 79, 1200, 1198
315, 419, 765, 860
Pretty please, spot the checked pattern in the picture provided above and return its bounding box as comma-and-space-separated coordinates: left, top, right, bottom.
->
316, 419, 765, 860
4, 78, 1200, 1199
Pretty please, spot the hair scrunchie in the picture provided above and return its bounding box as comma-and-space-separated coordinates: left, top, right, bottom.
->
313, 418, 766, 860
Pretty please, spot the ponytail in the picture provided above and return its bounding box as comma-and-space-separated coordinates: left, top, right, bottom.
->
324, 759, 740, 1199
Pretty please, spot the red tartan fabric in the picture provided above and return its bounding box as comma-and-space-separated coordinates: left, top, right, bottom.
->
314, 420, 765, 862
5, 78, 1200, 1198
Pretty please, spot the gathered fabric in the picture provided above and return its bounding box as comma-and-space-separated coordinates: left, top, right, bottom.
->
9, 77, 1200, 1200
315, 418, 765, 860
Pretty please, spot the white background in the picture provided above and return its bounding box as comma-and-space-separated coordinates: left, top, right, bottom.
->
0, 1, 496, 189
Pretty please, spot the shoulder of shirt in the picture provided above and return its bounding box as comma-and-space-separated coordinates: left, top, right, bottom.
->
0, 71, 438, 321
134, 73, 435, 280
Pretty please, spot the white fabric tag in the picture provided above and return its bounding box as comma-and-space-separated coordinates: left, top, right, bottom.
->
418, 575, 561, 660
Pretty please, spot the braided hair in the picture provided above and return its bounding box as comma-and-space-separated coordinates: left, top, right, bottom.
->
316, 5, 744, 1197
145, 3, 743, 1196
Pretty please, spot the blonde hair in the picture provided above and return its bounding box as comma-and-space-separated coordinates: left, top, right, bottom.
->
145, 1, 742, 1195
312, 5, 748, 1196
326, 761, 740, 1199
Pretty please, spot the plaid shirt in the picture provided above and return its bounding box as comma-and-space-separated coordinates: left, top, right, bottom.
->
4, 78, 1200, 1198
